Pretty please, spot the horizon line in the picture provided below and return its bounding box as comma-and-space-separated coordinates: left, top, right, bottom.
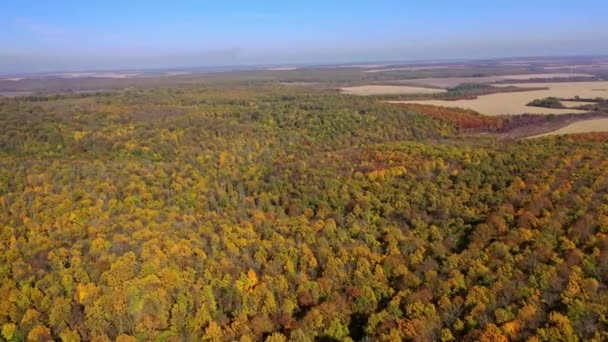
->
2, 53, 608, 78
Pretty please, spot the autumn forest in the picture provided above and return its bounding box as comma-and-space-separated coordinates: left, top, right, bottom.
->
0, 83, 607, 341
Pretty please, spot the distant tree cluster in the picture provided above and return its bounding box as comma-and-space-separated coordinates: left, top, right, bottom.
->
527, 97, 565, 109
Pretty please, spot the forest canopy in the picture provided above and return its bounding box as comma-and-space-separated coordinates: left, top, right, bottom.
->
0, 83, 607, 341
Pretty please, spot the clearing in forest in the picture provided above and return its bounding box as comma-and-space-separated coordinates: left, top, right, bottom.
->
529, 118, 608, 138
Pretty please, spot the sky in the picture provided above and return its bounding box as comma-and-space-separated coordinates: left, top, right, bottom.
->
1, 0, 607, 73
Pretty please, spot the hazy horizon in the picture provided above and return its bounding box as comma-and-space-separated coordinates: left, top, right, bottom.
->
2, 0, 607, 74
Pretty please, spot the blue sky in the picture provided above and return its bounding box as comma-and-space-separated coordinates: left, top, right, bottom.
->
1, 0, 607, 73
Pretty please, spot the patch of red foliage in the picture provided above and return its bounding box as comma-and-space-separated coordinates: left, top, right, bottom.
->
396, 103, 504, 131
560, 132, 608, 142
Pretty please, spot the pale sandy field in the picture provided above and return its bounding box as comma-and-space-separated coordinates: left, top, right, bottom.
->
500, 59, 564, 64
337, 64, 390, 68
341, 85, 446, 96
387, 81, 608, 116
401, 73, 594, 88
365, 65, 465, 73
543, 65, 600, 70
164, 71, 192, 76
267, 67, 298, 71
530, 118, 608, 138
496, 82, 608, 98
58, 72, 140, 79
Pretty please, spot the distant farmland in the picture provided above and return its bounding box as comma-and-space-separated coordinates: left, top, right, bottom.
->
340, 85, 446, 95
388, 81, 608, 116
392, 73, 594, 88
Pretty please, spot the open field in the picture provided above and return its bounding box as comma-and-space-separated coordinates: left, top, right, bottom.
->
364, 65, 466, 73
340, 85, 446, 95
495, 81, 608, 98
530, 118, 608, 138
57, 72, 141, 78
336, 64, 390, 68
280, 81, 320, 86
388, 81, 608, 115
498, 59, 565, 64
165, 71, 192, 76
543, 65, 600, 70
395, 73, 594, 88
500, 62, 532, 66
